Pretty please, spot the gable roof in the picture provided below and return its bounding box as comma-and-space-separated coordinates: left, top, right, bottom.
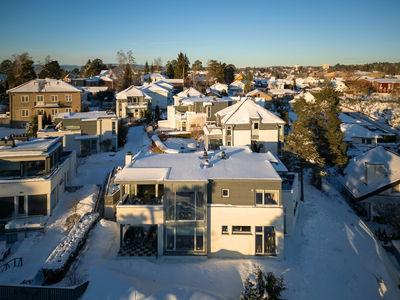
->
216, 98, 285, 125
116, 86, 150, 99
7, 79, 82, 94
176, 87, 204, 98
337, 147, 400, 199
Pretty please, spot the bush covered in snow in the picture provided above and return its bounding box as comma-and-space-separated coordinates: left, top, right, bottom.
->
240, 265, 287, 300
43, 212, 100, 284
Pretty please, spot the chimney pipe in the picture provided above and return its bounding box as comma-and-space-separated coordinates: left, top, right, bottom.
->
38, 114, 43, 130
125, 151, 132, 166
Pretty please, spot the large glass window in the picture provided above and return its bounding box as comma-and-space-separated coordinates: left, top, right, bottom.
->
0, 161, 21, 177
166, 227, 204, 252
27, 160, 46, 176
255, 190, 278, 205
166, 192, 204, 221
176, 227, 194, 250
28, 194, 47, 216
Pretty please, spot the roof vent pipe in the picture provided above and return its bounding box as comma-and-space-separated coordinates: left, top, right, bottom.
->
204, 160, 210, 167
203, 150, 208, 159
221, 151, 226, 159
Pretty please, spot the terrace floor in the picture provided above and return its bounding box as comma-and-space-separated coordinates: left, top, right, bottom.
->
118, 243, 157, 257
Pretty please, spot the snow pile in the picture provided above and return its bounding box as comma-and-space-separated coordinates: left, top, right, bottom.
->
151, 135, 179, 153
43, 212, 100, 284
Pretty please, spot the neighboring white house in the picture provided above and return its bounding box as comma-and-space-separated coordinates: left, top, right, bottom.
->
173, 87, 205, 106
37, 111, 120, 156
0, 135, 76, 242
340, 123, 382, 148
114, 145, 299, 258
337, 146, 400, 220
138, 81, 174, 110
115, 86, 152, 119
208, 83, 229, 96
229, 80, 246, 95
204, 98, 285, 155
141, 73, 168, 85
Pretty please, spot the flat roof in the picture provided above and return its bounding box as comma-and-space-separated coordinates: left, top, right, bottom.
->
115, 146, 284, 183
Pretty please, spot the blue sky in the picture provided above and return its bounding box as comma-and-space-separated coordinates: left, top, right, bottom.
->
1, 0, 399, 68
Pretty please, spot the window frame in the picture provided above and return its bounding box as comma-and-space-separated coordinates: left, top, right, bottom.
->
51, 108, 58, 116
36, 95, 44, 102
255, 190, 279, 205
221, 189, 230, 198
21, 95, 29, 103
65, 95, 72, 102
232, 226, 252, 234
36, 109, 44, 115
222, 225, 229, 234
51, 95, 58, 102
21, 109, 29, 117
65, 108, 72, 113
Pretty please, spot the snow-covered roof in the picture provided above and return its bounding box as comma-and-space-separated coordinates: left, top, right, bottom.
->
55, 111, 117, 120
246, 89, 271, 98
216, 99, 285, 125
7, 79, 82, 94
340, 123, 381, 141
176, 87, 204, 99
115, 146, 284, 183
141, 73, 167, 80
80, 86, 109, 93
339, 113, 370, 126
0, 137, 62, 157
268, 89, 297, 95
116, 86, 149, 99
139, 81, 174, 93
337, 147, 400, 198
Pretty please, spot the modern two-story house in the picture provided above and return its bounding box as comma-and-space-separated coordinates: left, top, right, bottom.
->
37, 111, 120, 156
114, 146, 299, 258
0, 135, 76, 242
7, 79, 83, 128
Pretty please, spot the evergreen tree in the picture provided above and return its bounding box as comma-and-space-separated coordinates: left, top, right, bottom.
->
165, 60, 175, 78
216, 62, 226, 83
144, 61, 150, 75
283, 97, 324, 200
224, 64, 236, 85
313, 84, 348, 169
42, 111, 48, 127
121, 64, 133, 89
150, 63, 154, 73
240, 276, 257, 300
26, 115, 38, 137
19, 59, 36, 83
244, 70, 253, 93
39, 60, 62, 79
264, 272, 287, 300
174, 53, 190, 85
155, 105, 161, 120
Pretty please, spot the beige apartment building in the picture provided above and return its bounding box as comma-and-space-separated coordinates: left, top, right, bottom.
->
7, 79, 82, 128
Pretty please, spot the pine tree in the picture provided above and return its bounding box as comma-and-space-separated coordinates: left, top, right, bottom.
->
121, 64, 133, 90
144, 61, 150, 75
313, 84, 348, 169
19, 59, 36, 83
155, 105, 161, 120
240, 276, 257, 300
26, 115, 38, 137
150, 64, 154, 73
283, 97, 324, 200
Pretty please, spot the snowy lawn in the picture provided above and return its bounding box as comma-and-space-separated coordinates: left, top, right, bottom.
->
68, 180, 400, 300
0, 185, 99, 285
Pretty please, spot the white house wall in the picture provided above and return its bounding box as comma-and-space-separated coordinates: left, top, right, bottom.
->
208, 205, 284, 258
232, 130, 251, 146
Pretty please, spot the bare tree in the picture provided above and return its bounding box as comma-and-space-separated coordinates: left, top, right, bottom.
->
154, 57, 162, 73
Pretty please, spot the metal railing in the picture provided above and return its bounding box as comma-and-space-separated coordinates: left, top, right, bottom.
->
0, 258, 23, 273
0, 280, 89, 300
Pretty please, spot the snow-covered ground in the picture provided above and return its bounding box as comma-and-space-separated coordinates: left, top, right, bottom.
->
1, 126, 400, 299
